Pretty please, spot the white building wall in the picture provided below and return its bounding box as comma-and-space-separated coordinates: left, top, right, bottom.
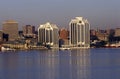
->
38, 22, 59, 48
69, 17, 90, 48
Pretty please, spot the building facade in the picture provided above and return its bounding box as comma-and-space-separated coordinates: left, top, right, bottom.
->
69, 17, 90, 48
38, 22, 59, 48
115, 28, 120, 37
2, 20, 18, 41
59, 28, 69, 46
23, 25, 35, 37
59, 28, 69, 40
96, 32, 108, 41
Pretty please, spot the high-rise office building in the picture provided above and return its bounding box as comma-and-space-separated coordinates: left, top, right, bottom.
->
2, 20, 18, 41
69, 17, 90, 48
23, 25, 35, 37
38, 22, 59, 48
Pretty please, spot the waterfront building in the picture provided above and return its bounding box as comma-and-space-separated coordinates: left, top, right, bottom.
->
96, 32, 108, 41
59, 28, 69, 40
69, 17, 90, 48
59, 28, 69, 47
23, 25, 35, 37
115, 28, 120, 37
90, 29, 97, 36
2, 20, 18, 41
106, 29, 115, 36
38, 22, 59, 48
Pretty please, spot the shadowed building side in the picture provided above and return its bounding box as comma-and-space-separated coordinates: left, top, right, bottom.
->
0, 30, 3, 43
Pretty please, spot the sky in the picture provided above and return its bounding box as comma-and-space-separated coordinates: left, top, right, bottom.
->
0, 0, 120, 30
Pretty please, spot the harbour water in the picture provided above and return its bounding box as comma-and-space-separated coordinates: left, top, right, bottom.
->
0, 48, 120, 79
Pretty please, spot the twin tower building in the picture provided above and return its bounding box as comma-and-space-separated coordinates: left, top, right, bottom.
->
38, 17, 90, 49
2, 17, 90, 49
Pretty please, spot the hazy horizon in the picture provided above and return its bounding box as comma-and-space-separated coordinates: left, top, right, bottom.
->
0, 0, 120, 30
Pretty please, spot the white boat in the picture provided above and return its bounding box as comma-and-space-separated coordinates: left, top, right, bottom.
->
59, 47, 70, 50
1, 47, 15, 51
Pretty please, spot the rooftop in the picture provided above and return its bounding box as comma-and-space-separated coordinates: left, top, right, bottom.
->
3, 20, 18, 24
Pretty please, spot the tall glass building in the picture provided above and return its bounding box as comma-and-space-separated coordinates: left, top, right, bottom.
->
69, 17, 90, 48
38, 22, 59, 48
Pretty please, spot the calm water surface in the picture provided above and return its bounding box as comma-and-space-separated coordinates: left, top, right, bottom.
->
0, 48, 120, 79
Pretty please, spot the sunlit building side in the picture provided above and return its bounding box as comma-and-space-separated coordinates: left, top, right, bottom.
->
69, 17, 90, 48
2, 20, 18, 41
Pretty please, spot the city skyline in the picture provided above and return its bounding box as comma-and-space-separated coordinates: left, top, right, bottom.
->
0, 0, 120, 30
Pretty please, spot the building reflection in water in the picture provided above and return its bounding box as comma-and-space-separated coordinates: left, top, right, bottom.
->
59, 49, 91, 79
37, 49, 91, 79
38, 50, 59, 79
69, 49, 91, 79
0, 52, 19, 79
0, 50, 91, 79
